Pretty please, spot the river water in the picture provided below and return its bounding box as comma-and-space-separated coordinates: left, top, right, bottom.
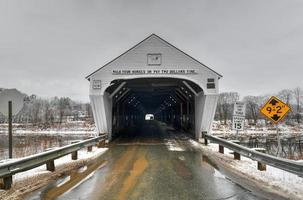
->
0, 134, 90, 160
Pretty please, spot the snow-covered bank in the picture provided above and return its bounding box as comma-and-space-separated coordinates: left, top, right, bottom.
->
194, 139, 303, 200
0, 122, 97, 136
212, 120, 303, 138
0, 147, 108, 200
0, 129, 96, 136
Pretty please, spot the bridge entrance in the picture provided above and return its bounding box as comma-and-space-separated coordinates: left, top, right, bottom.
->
107, 77, 200, 139
86, 34, 222, 140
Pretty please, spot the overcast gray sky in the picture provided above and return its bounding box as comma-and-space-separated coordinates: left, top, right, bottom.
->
1, 0, 303, 102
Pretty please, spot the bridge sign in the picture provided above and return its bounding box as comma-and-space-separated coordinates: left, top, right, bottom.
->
233, 102, 246, 116
260, 96, 290, 124
232, 115, 245, 131
232, 102, 246, 131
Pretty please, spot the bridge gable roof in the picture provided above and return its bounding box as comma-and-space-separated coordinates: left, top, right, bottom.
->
86, 34, 222, 80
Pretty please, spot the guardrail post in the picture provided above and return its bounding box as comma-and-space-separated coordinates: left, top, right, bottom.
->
219, 145, 224, 154
0, 176, 12, 190
71, 141, 79, 160
202, 131, 208, 145
97, 140, 105, 148
230, 140, 241, 160
46, 160, 55, 172
45, 148, 55, 171
253, 148, 267, 171
72, 151, 78, 160
87, 145, 93, 152
218, 136, 224, 154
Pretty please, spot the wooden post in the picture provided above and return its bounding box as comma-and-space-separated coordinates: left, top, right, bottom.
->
45, 148, 55, 171
71, 141, 79, 160
46, 160, 55, 171
254, 148, 267, 171
97, 140, 105, 148
8, 101, 13, 159
218, 136, 225, 154
219, 145, 224, 154
202, 132, 208, 145
87, 145, 93, 152
71, 151, 78, 160
204, 138, 208, 146
230, 140, 241, 160
0, 176, 12, 190
234, 152, 241, 160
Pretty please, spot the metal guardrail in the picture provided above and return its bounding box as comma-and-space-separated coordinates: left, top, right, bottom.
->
203, 133, 303, 177
0, 135, 106, 178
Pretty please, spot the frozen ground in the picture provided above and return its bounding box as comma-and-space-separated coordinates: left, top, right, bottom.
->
0, 147, 108, 200
193, 139, 303, 200
212, 120, 303, 137
0, 122, 96, 136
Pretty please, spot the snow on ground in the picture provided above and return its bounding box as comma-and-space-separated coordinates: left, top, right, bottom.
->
212, 120, 303, 137
193, 139, 303, 200
0, 122, 97, 136
12, 147, 107, 181
0, 146, 108, 200
3, 129, 97, 136
165, 138, 186, 152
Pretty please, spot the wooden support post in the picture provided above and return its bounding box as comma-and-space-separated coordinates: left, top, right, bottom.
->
87, 145, 93, 152
253, 148, 267, 171
230, 140, 241, 160
0, 176, 12, 190
202, 131, 208, 145
234, 152, 241, 160
71, 141, 79, 160
219, 145, 224, 154
44, 148, 55, 171
71, 151, 78, 160
204, 138, 208, 146
257, 162, 266, 171
97, 140, 105, 148
46, 160, 55, 172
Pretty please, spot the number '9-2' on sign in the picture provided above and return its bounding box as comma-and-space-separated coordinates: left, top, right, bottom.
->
260, 96, 291, 124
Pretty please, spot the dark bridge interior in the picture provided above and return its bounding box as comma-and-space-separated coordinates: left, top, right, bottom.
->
105, 78, 203, 139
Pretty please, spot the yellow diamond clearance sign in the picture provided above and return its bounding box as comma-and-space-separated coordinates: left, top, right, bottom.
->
260, 96, 290, 124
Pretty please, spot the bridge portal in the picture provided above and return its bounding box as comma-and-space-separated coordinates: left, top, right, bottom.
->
86, 34, 222, 140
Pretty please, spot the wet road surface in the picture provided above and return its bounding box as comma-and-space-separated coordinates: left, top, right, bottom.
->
27, 122, 266, 200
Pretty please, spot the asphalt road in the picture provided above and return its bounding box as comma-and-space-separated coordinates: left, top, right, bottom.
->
27, 121, 267, 200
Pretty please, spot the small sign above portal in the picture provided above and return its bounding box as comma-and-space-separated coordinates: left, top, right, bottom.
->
147, 53, 161, 65
92, 80, 102, 89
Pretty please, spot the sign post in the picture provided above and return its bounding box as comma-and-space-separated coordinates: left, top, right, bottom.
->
0, 89, 25, 159
8, 101, 12, 159
260, 96, 291, 157
232, 102, 246, 134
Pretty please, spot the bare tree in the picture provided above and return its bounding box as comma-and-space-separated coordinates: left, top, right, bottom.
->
217, 92, 239, 124
277, 89, 293, 123
58, 97, 71, 124
278, 89, 293, 105
293, 87, 302, 123
243, 95, 267, 124
85, 103, 94, 123
31, 99, 42, 124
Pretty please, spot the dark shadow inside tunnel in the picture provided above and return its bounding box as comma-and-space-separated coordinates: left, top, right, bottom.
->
105, 78, 203, 140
